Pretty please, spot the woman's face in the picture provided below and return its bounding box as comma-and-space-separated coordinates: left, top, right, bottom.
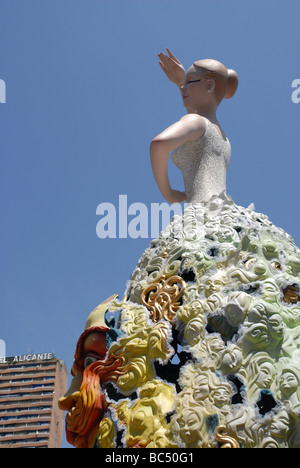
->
221, 347, 243, 374
212, 386, 231, 408
178, 411, 201, 444
184, 317, 204, 346
205, 273, 226, 297
181, 66, 212, 112
279, 371, 299, 398
256, 362, 275, 389
193, 377, 210, 401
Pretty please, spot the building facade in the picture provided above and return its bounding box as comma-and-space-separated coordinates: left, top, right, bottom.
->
0, 353, 68, 448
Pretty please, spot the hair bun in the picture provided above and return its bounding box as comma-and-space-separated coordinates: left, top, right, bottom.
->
225, 69, 239, 99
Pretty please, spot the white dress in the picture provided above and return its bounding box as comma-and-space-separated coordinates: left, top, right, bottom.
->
97, 119, 300, 448
171, 117, 231, 203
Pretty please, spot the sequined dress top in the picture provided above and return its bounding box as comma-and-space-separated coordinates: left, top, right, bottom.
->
171, 117, 231, 203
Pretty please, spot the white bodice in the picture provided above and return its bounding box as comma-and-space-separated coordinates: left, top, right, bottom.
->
171, 118, 231, 203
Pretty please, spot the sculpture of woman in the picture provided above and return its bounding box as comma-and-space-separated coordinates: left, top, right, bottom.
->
151, 50, 238, 204
60, 50, 300, 449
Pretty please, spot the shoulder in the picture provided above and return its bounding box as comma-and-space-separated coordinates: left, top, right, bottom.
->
179, 113, 207, 135
150, 113, 206, 151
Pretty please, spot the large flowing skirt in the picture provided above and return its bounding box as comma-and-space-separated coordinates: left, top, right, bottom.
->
69, 195, 300, 448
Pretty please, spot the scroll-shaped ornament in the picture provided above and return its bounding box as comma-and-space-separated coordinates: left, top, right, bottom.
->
141, 274, 187, 323
214, 425, 240, 448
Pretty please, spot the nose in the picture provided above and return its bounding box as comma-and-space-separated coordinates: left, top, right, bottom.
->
58, 371, 83, 410
58, 391, 80, 411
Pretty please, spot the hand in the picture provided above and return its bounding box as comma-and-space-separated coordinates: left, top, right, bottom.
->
166, 189, 187, 204
158, 48, 185, 87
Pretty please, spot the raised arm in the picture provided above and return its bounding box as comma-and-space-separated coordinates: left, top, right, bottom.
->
150, 114, 206, 203
158, 48, 186, 88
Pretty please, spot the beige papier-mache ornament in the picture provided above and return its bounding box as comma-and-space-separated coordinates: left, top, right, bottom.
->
59, 49, 300, 449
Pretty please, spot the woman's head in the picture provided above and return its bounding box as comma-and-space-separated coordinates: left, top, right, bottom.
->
193, 59, 239, 104
181, 59, 238, 113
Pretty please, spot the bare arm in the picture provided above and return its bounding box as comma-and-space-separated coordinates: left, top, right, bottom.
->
158, 48, 186, 87
150, 114, 206, 203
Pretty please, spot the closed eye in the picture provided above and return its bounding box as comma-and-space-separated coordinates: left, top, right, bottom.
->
188, 79, 201, 84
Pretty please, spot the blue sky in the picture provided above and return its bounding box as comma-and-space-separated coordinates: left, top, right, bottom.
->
0, 0, 299, 435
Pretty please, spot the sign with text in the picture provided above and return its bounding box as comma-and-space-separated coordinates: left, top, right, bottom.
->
0, 352, 54, 364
